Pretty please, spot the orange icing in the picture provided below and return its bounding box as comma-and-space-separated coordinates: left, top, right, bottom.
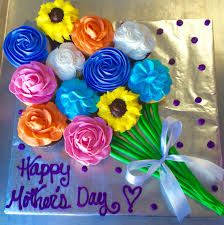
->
18, 102, 67, 147
71, 16, 114, 55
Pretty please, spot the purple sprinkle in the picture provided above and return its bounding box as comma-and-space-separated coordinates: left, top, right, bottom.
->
198, 64, 206, 71
156, 28, 163, 35
211, 185, 218, 192
191, 37, 198, 44
18, 143, 25, 150
168, 58, 175, 65
18, 109, 23, 115
82, 166, 88, 172
195, 97, 202, 103
176, 20, 183, 26
176, 141, 184, 148
197, 118, 205, 125
115, 167, 122, 174
150, 203, 158, 210
204, 19, 211, 26
207, 140, 215, 149
173, 99, 180, 106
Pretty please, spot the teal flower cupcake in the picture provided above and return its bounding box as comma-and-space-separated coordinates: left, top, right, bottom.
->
128, 59, 172, 102
55, 78, 99, 120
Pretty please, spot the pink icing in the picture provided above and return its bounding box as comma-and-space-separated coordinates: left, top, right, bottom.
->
64, 116, 113, 166
9, 61, 57, 104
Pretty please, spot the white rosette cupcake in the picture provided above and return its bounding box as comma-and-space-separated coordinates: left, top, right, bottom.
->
46, 42, 85, 80
114, 21, 156, 60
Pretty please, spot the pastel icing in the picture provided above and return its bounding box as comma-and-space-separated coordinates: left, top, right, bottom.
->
55, 78, 99, 120
3, 26, 48, 67
114, 21, 156, 60
128, 59, 172, 102
46, 42, 85, 80
9, 61, 57, 105
71, 16, 114, 55
64, 115, 112, 165
84, 47, 131, 92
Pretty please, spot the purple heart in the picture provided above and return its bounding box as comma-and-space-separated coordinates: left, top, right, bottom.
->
123, 185, 142, 213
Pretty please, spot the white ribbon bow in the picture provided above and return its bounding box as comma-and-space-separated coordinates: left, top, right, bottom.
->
126, 117, 224, 222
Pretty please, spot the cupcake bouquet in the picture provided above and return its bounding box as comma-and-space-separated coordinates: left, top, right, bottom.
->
3, 0, 224, 221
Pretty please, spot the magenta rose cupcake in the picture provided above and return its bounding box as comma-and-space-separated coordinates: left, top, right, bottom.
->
9, 61, 57, 105
64, 116, 113, 166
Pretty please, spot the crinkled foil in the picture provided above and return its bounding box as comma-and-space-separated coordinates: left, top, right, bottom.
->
4, 19, 223, 217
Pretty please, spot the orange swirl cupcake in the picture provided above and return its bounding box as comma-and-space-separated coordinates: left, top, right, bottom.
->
18, 102, 67, 147
71, 16, 114, 55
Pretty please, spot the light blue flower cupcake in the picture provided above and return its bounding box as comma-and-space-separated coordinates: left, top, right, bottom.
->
128, 59, 172, 102
55, 78, 99, 120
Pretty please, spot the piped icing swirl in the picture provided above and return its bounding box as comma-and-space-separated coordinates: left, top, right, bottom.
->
83, 47, 131, 92
55, 78, 99, 120
3, 26, 48, 67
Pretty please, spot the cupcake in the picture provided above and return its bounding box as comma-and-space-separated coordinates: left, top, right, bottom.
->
84, 47, 131, 92
46, 42, 85, 80
55, 78, 99, 120
9, 61, 57, 105
128, 59, 172, 103
18, 102, 67, 147
3, 26, 48, 67
36, 0, 79, 43
71, 16, 114, 55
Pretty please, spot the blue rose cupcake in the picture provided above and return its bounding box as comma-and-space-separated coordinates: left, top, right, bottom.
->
55, 78, 99, 120
3, 26, 48, 67
128, 59, 172, 102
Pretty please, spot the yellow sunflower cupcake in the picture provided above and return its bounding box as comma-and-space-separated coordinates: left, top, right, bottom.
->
36, 0, 79, 43
97, 87, 142, 132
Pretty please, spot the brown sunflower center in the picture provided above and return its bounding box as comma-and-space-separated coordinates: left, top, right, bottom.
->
109, 98, 127, 118
49, 8, 64, 23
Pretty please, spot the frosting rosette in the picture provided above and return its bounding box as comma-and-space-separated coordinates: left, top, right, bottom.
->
71, 16, 114, 55
114, 21, 156, 60
128, 59, 172, 102
64, 116, 112, 165
55, 78, 99, 120
9, 61, 57, 105
18, 102, 67, 146
46, 42, 85, 80
84, 47, 131, 92
3, 26, 48, 67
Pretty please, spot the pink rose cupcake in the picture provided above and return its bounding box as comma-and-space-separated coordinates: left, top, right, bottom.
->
64, 116, 113, 166
9, 61, 57, 105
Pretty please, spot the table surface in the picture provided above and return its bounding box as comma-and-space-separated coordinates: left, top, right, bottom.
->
0, 0, 224, 225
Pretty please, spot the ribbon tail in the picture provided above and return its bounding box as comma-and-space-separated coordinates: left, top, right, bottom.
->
160, 164, 191, 222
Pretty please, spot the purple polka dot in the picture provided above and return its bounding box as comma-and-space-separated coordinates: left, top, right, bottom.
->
82, 166, 88, 172
173, 99, 180, 106
150, 203, 158, 210
191, 37, 198, 44
207, 140, 215, 149
168, 58, 175, 65
204, 19, 211, 26
176, 20, 183, 26
176, 141, 184, 148
18, 143, 25, 150
18, 109, 23, 115
211, 185, 218, 192
156, 28, 163, 35
115, 167, 122, 174
198, 64, 206, 71
197, 118, 205, 125
195, 97, 202, 103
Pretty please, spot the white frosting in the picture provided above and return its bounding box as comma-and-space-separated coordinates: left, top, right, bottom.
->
114, 21, 156, 60
46, 42, 85, 80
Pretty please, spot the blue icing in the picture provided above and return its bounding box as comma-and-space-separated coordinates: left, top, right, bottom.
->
3, 26, 48, 67
83, 47, 131, 92
55, 78, 99, 120
128, 59, 172, 102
